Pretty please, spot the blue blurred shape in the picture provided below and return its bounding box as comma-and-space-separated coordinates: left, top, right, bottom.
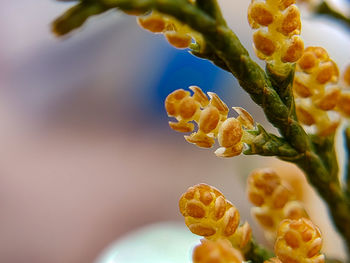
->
151, 47, 231, 114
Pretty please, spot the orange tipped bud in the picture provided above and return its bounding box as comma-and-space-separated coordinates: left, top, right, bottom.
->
180, 184, 240, 239
275, 218, 324, 263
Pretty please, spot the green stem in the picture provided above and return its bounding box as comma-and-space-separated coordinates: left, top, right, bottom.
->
310, 134, 339, 180
294, 152, 350, 254
244, 124, 300, 160
195, 0, 226, 26
52, 1, 108, 36
190, 46, 231, 72
265, 64, 297, 119
244, 239, 274, 263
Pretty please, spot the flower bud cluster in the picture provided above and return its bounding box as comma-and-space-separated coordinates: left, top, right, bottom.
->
293, 47, 342, 136
275, 218, 325, 263
179, 184, 252, 249
248, 0, 304, 71
247, 168, 307, 242
137, 11, 203, 49
193, 239, 243, 263
165, 86, 254, 158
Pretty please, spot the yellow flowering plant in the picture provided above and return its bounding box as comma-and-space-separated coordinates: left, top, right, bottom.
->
52, 0, 350, 262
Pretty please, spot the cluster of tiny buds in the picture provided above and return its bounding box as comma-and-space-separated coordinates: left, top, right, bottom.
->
275, 218, 324, 263
179, 184, 252, 248
165, 86, 254, 157
248, 0, 304, 70
247, 168, 307, 242
294, 47, 350, 135
193, 239, 243, 263
137, 11, 203, 49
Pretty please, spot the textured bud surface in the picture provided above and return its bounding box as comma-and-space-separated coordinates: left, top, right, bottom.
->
137, 14, 166, 32
275, 218, 325, 263
165, 86, 253, 157
293, 46, 342, 136
180, 184, 240, 239
165, 32, 192, 48
248, 0, 303, 73
137, 11, 203, 49
247, 169, 307, 242
193, 239, 243, 263
229, 221, 252, 249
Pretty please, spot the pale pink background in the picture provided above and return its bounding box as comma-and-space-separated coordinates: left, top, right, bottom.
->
1, 0, 349, 262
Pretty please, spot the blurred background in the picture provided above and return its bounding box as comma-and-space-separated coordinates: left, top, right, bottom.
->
1, 0, 350, 262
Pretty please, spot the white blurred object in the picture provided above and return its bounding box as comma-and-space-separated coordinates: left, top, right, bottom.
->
94, 222, 199, 263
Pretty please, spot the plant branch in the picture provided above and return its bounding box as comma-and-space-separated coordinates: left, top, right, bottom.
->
265, 64, 297, 119
52, 1, 108, 36
293, 151, 350, 254
310, 134, 339, 180
53, 0, 308, 155
195, 0, 226, 26
53, 0, 350, 254
244, 124, 300, 160
244, 239, 274, 263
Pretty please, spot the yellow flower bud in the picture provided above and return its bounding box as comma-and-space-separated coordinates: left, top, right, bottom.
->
185, 132, 216, 148
248, 2, 274, 27
281, 36, 304, 63
165, 89, 189, 116
248, 0, 303, 72
305, 46, 328, 61
137, 11, 203, 49
296, 104, 316, 126
165, 89, 200, 132
169, 121, 194, 133
165, 86, 251, 157
279, 5, 301, 36
207, 92, 230, 118
253, 31, 276, 57
193, 239, 243, 263
315, 86, 340, 111
233, 107, 255, 129
137, 14, 166, 33
315, 61, 338, 84
298, 51, 317, 71
231, 221, 252, 249
164, 31, 192, 49
216, 118, 243, 157
248, 169, 292, 208
293, 78, 312, 98
179, 184, 240, 239
275, 218, 325, 263
247, 169, 307, 242
279, 0, 296, 10
199, 106, 220, 134
190, 85, 209, 107
294, 46, 342, 136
